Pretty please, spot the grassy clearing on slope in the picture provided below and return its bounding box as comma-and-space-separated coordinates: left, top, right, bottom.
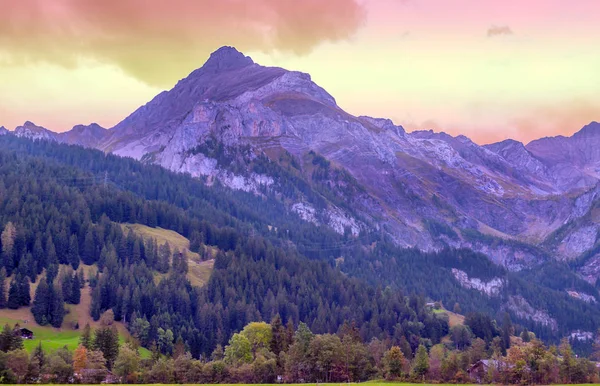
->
187, 259, 215, 287
120, 223, 200, 260
120, 223, 214, 287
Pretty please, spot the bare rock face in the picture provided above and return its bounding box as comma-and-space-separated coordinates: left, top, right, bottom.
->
523, 122, 600, 191
0, 126, 7, 136
59, 123, 107, 148
14, 121, 59, 141
505, 295, 558, 331
451, 268, 504, 296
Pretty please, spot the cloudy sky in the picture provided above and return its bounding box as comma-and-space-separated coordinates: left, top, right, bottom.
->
1, 0, 599, 144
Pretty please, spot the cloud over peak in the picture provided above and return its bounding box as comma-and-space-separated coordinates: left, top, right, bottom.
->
0, 0, 366, 87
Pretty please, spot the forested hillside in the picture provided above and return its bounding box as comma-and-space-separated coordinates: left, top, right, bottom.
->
0, 136, 446, 358
0, 135, 598, 357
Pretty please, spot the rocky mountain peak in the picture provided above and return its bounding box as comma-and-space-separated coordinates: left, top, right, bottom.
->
71, 123, 105, 133
0, 126, 7, 135
202, 46, 254, 73
573, 121, 600, 138
22, 121, 40, 129
14, 121, 58, 141
16, 121, 48, 132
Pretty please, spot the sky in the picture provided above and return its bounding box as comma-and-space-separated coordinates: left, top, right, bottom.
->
0, 0, 599, 144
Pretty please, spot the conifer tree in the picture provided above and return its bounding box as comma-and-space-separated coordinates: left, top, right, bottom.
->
7, 277, 20, 309
68, 234, 80, 270
383, 346, 405, 380
45, 236, 57, 267
50, 284, 65, 328
61, 271, 73, 304
32, 279, 50, 325
71, 274, 81, 304
17, 274, 30, 306
82, 228, 95, 265
94, 325, 120, 369
412, 344, 430, 379
0, 268, 7, 308
270, 314, 285, 355
80, 323, 93, 350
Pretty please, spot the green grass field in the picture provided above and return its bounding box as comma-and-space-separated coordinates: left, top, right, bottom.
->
0, 318, 81, 352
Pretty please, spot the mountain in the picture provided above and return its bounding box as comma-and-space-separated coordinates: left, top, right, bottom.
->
87, 46, 600, 270
0, 126, 7, 136
59, 123, 107, 147
14, 121, 59, 141
7, 47, 600, 274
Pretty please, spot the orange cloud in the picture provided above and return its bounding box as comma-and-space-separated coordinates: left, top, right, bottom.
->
487, 25, 513, 37
0, 0, 366, 86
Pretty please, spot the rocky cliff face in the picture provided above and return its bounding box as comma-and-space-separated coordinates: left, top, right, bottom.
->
8, 47, 600, 280
0, 126, 7, 136
14, 121, 59, 141
60, 123, 107, 147
485, 122, 600, 193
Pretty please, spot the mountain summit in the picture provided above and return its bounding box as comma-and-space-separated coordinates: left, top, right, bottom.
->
202, 46, 254, 73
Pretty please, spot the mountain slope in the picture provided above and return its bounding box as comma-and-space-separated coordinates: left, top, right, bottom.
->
7, 47, 600, 274
49, 46, 588, 274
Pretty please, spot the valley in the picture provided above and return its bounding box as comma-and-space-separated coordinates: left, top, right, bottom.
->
1, 46, 600, 384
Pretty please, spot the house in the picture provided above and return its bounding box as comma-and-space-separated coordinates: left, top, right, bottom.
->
13, 324, 34, 340
18, 328, 34, 340
467, 359, 506, 383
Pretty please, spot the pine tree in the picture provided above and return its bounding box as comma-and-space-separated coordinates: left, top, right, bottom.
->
270, 314, 285, 355
32, 235, 44, 272
61, 271, 73, 304
383, 346, 405, 380
50, 284, 66, 328
32, 279, 50, 325
157, 243, 171, 273
0, 324, 14, 352
77, 268, 85, 288
46, 263, 58, 285
71, 274, 81, 304
0, 268, 7, 308
173, 336, 185, 359
82, 228, 95, 265
285, 318, 295, 348
412, 344, 430, 379
94, 325, 120, 369
68, 234, 80, 270
1, 222, 16, 273
7, 277, 20, 309
17, 274, 30, 306
80, 323, 93, 349
29, 342, 46, 380
45, 236, 58, 266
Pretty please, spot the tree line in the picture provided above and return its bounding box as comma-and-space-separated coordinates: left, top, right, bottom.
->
0, 316, 599, 384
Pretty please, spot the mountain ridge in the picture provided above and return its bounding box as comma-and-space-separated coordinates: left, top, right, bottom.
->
6, 46, 600, 278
